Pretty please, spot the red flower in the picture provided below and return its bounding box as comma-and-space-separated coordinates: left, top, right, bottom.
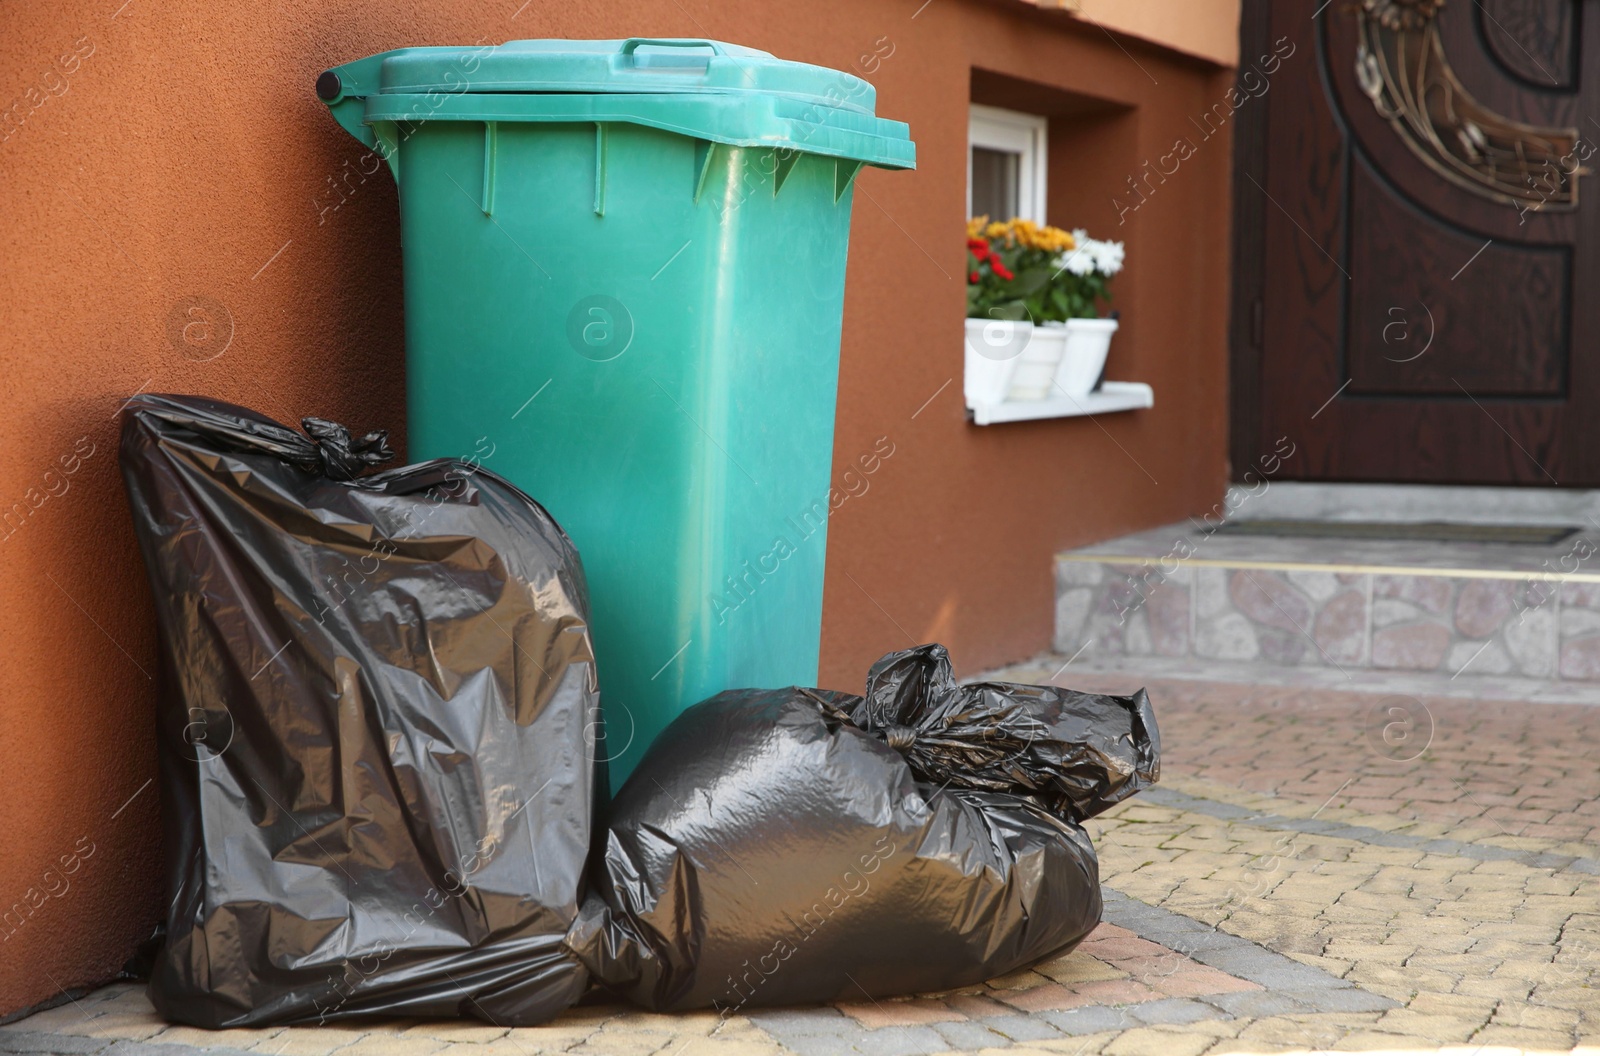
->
993, 261, 1014, 281
969, 270, 980, 283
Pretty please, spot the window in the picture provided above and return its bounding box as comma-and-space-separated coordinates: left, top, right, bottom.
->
968, 104, 1048, 223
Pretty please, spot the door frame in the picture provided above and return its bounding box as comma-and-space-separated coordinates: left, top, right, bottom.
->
1228, 0, 1274, 482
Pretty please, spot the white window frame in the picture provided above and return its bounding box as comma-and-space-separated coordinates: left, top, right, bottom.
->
968, 104, 1049, 224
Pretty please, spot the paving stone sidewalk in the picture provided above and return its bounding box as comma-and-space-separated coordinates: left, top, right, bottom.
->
4, 667, 1598, 1055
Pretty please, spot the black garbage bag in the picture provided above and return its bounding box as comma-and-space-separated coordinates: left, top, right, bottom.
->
569, 644, 1158, 1014
120, 395, 601, 1028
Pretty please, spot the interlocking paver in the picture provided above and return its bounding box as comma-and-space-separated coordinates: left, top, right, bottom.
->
980, 1016, 1060, 1043
931, 1021, 1009, 1051
431, 1044, 548, 1056
1146, 972, 1258, 1000
312, 1039, 442, 1056
243, 1032, 349, 1056
836, 1000, 963, 1030
1471, 1023, 1584, 1050
1031, 957, 1125, 985
668, 1038, 784, 1056
1035, 1007, 1134, 1036
1101, 1025, 1212, 1056
397, 1024, 507, 1045
1124, 999, 1220, 1027
149, 1033, 284, 1054
0, 1031, 107, 1054
743, 1010, 851, 1036
846, 1025, 948, 1056
936, 995, 1016, 1021
759, 1037, 840, 1056
105, 1045, 253, 1056
78, 1018, 168, 1043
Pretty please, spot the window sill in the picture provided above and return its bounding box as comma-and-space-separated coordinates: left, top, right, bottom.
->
967, 381, 1154, 426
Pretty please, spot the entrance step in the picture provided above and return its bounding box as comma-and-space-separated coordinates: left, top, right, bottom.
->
1226, 481, 1600, 527
1054, 518, 1600, 688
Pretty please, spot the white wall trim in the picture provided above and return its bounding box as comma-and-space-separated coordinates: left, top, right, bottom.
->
968, 103, 1049, 223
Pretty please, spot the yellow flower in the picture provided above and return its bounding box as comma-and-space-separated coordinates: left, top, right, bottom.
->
1045, 226, 1076, 252
967, 217, 1075, 252
1044, 225, 1074, 252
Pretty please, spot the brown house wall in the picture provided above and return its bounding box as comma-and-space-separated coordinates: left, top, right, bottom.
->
0, 0, 1235, 1013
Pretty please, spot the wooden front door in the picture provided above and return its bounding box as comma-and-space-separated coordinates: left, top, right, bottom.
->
1232, 0, 1600, 486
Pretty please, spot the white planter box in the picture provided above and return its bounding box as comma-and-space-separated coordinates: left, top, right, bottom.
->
966, 315, 1145, 425
964, 315, 1145, 425
1007, 322, 1069, 401
963, 317, 1029, 407
1054, 317, 1120, 399
965, 317, 1122, 405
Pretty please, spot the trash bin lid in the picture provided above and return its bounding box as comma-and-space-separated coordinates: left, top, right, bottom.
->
320, 38, 915, 170
385, 39, 879, 113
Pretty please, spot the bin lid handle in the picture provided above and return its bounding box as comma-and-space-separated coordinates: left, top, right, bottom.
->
617, 38, 728, 70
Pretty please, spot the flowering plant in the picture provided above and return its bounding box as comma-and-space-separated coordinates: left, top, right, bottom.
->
966, 217, 1124, 323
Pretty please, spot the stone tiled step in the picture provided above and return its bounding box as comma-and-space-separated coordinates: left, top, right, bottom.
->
1055, 522, 1600, 684
1228, 481, 1600, 527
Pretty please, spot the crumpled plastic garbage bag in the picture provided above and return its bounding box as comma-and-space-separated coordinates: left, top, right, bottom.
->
121, 395, 601, 1028
569, 643, 1158, 1013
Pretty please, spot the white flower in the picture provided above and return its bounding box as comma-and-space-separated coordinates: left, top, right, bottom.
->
1058, 248, 1097, 276
1058, 231, 1125, 277
1090, 238, 1125, 276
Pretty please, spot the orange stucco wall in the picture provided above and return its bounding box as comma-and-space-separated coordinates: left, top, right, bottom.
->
0, 0, 1235, 1014
1067, 0, 1242, 67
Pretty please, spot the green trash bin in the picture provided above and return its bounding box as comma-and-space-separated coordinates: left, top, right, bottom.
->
319, 39, 914, 788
